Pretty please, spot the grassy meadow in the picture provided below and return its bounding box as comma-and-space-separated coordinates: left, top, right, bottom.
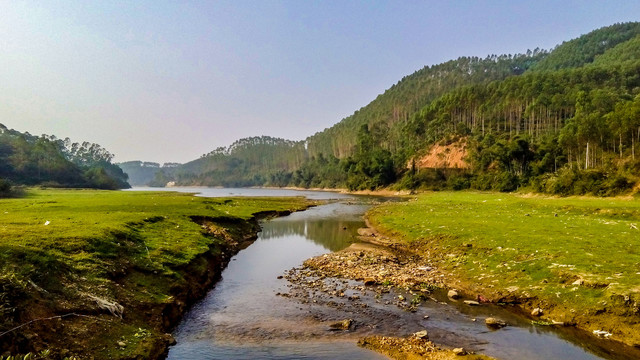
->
368, 191, 640, 344
0, 189, 310, 358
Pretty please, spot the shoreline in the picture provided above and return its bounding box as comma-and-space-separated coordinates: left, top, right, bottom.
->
0, 192, 311, 360
154, 209, 300, 359
359, 212, 640, 352
297, 215, 640, 359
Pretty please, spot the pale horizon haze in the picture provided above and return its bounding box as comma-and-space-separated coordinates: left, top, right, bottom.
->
1, 1, 639, 164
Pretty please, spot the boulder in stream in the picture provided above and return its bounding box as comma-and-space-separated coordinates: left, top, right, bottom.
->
448, 289, 460, 299
485, 317, 507, 328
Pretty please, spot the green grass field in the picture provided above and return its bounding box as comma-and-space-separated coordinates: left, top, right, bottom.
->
368, 191, 640, 344
0, 189, 310, 358
1, 189, 308, 278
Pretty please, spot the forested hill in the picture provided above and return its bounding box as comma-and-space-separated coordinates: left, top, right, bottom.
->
132, 22, 640, 195
0, 123, 130, 194
117, 161, 181, 186
125, 136, 306, 187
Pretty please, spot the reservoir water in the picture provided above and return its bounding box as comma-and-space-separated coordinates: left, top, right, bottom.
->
128, 187, 640, 360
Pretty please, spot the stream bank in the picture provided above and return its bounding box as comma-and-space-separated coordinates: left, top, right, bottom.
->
0, 188, 311, 360
297, 223, 640, 359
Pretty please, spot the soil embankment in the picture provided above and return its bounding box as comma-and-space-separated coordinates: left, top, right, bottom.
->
1, 208, 301, 360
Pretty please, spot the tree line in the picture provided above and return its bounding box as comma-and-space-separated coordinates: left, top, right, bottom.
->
0, 124, 129, 195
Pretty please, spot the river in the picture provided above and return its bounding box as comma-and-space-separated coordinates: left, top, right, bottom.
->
128, 187, 640, 360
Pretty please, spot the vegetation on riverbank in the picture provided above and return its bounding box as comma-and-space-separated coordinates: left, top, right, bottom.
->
367, 191, 640, 346
0, 189, 310, 359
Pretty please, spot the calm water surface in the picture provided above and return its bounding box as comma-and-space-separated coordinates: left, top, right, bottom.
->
127, 187, 640, 360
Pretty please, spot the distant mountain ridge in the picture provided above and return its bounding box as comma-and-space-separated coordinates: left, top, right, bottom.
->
122, 22, 640, 195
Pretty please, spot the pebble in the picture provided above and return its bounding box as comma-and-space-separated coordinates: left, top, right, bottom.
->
329, 319, 352, 330
448, 289, 460, 299
531, 308, 543, 316
485, 317, 507, 328
413, 330, 429, 339
453, 347, 467, 356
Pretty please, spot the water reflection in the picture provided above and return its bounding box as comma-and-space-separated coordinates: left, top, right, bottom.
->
260, 203, 368, 252
167, 198, 387, 360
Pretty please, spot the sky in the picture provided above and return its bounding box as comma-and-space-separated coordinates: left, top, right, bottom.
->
1, 1, 639, 164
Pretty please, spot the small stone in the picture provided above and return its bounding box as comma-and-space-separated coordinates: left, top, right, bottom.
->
485, 317, 507, 328
423, 315, 430, 319
464, 300, 480, 306
531, 308, 543, 317
572, 279, 584, 286
117, 341, 126, 347
448, 289, 460, 299
277, 275, 283, 279
453, 348, 467, 356
163, 333, 177, 345
364, 278, 377, 286
329, 319, 352, 330
413, 330, 429, 339
398, 295, 405, 301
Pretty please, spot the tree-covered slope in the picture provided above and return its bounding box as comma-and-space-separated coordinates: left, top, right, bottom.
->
166, 136, 307, 187
117, 161, 180, 186
306, 51, 548, 160
592, 33, 640, 65
529, 22, 640, 71
0, 123, 130, 191
135, 22, 640, 195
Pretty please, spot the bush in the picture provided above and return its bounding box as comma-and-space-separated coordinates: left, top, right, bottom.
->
531, 166, 635, 196
447, 175, 471, 190
470, 173, 494, 191
0, 178, 11, 194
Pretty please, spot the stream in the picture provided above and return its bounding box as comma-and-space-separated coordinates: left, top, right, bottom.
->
130, 187, 640, 360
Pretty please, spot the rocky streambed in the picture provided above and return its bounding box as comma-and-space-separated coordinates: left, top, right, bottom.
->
280, 227, 640, 360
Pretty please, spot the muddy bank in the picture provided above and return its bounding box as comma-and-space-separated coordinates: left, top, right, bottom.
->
1, 210, 296, 360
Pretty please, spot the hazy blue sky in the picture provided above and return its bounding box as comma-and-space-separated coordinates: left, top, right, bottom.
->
1, 1, 639, 163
